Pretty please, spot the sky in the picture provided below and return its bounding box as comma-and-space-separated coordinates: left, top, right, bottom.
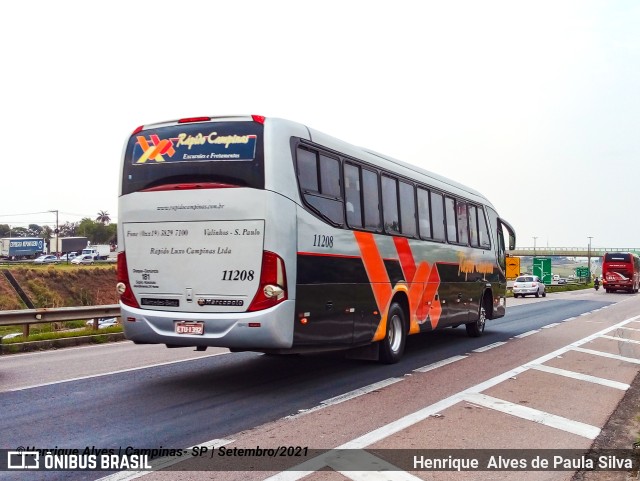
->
1, 1, 638, 248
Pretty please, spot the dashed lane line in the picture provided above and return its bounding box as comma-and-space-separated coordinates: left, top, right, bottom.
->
413, 355, 466, 373
529, 363, 630, 390
571, 347, 640, 364
472, 342, 506, 353
600, 335, 640, 345
463, 393, 601, 439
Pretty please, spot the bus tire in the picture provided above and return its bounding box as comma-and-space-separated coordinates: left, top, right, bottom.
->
466, 297, 488, 338
379, 302, 406, 364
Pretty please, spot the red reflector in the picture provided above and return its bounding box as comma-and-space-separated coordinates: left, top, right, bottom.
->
251, 115, 266, 124
141, 182, 237, 192
248, 322, 261, 327
178, 117, 210, 123
127, 317, 136, 322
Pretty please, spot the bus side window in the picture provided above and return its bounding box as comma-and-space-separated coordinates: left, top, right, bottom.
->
457, 201, 469, 245
344, 163, 363, 228
468, 204, 479, 247
296, 147, 344, 225
444, 196, 458, 243
431, 192, 445, 241
478, 207, 491, 248
399, 180, 416, 237
362, 168, 381, 231
417, 187, 432, 239
381, 175, 400, 234
296, 147, 318, 192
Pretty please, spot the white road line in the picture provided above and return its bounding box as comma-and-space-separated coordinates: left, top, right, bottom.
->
264, 314, 640, 481
413, 355, 466, 373
96, 438, 234, 481
4, 352, 229, 393
286, 378, 404, 420
472, 342, 506, 353
529, 364, 630, 390
541, 323, 561, 329
332, 451, 423, 481
463, 393, 601, 439
619, 327, 640, 332
514, 330, 539, 339
571, 347, 640, 364
600, 335, 640, 345
562, 317, 575, 322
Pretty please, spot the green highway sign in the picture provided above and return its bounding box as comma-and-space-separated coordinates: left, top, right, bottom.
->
576, 267, 590, 278
533, 257, 552, 285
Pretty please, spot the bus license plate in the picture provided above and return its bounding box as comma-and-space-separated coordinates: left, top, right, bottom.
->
175, 321, 204, 335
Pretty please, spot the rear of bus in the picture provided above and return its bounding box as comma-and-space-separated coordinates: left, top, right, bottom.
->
602, 252, 640, 293
116, 115, 298, 350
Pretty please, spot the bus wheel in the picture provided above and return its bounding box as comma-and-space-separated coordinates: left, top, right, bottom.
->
466, 299, 487, 338
380, 302, 406, 364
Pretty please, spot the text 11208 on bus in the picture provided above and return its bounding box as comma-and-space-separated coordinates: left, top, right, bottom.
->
116, 115, 516, 363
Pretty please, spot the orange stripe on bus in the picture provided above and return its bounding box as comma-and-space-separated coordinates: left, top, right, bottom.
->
393, 237, 416, 283
354, 232, 392, 342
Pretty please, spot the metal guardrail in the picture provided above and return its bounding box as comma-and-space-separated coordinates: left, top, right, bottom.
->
0, 304, 121, 337
510, 247, 640, 256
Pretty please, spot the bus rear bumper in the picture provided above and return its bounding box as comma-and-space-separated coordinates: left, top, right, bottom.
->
120, 300, 295, 349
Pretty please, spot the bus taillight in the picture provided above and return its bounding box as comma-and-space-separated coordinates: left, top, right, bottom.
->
116, 252, 140, 309
248, 251, 287, 312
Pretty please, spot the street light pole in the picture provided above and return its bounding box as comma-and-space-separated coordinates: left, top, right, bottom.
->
533, 236, 537, 258
587, 236, 593, 281
49, 210, 59, 256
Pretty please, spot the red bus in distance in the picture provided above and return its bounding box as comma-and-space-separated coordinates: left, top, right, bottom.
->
602, 252, 640, 293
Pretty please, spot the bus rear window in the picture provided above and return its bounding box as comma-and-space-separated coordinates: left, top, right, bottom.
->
122, 121, 264, 194
604, 253, 631, 263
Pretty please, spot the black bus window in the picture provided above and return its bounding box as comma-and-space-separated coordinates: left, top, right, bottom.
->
431, 192, 445, 241
457, 201, 469, 245
344, 163, 362, 228
319, 154, 341, 198
362, 168, 381, 231
417, 187, 432, 239
296, 147, 318, 192
445, 196, 457, 243
399, 180, 416, 237
381, 175, 400, 234
468, 204, 479, 247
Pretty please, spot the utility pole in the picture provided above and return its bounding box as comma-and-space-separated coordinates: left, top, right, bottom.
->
587, 236, 593, 281
49, 210, 59, 256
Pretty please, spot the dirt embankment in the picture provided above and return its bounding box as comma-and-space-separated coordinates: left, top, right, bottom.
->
0, 266, 118, 309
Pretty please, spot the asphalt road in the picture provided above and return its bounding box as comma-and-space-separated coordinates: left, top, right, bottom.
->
0, 290, 626, 480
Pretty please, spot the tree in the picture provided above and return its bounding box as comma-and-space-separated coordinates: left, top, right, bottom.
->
96, 211, 111, 225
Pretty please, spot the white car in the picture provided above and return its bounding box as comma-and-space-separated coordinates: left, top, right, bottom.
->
60, 252, 78, 261
513, 275, 546, 298
86, 317, 119, 329
71, 254, 94, 265
33, 255, 59, 264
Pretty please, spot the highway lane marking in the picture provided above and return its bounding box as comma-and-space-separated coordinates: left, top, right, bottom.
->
541, 322, 561, 329
562, 317, 576, 322
528, 364, 630, 390
3, 351, 230, 393
570, 347, 640, 364
472, 341, 506, 352
286, 377, 404, 420
97, 438, 234, 481
263, 314, 640, 480
413, 355, 466, 373
600, 335, 640, 345
514, 330, 539, 338
619, 326, 640, 332
463, 393, 601, 439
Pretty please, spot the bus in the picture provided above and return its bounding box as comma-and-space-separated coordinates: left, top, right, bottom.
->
116, 115, 516, 363
602, 252, 640, 293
